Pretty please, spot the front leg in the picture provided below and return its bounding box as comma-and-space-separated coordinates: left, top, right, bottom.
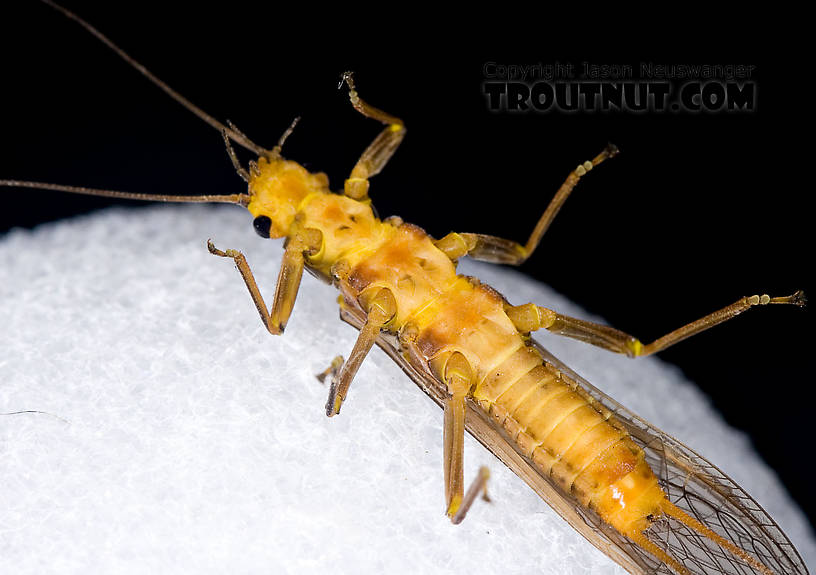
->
207, 227, 322, 335
339, 72, 406, 200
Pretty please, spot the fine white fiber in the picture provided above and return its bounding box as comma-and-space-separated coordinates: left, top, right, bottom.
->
1, 205, 813, 574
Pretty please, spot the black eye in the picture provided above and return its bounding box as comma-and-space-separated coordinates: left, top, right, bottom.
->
253, 215, 272, 238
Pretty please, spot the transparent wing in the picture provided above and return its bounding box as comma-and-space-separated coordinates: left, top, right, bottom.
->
338, 306, 808, 575
531, 340, 809, 575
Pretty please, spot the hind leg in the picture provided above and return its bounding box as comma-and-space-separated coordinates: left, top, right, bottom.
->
504, 292, 806, 357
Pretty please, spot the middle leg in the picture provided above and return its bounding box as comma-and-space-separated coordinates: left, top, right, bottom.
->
434, 144, 618, 264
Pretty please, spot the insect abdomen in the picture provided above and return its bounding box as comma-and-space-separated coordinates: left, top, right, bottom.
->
477, 351, 621, 492
478, 350, 666, 534
302, 195, 668, 536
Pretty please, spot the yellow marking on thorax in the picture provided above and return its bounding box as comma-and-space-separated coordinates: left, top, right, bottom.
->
297, 192, 389, 276
414, 281, 525, 381
347, 224, 458, 328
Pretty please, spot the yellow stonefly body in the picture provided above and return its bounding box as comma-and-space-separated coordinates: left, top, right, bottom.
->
3, 4, 806, 573
246, 153, 683, 571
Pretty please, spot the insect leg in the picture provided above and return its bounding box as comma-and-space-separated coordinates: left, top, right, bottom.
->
206, 227, 322, 335
505, 291, 806, 357
434, 144, 618, 264
325, 288, 397, 416
433, 351, 491, 524
339, 72, 406, 200
316, 356, 344, 384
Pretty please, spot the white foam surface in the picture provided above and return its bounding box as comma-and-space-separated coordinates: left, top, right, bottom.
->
1, 205, 813, 574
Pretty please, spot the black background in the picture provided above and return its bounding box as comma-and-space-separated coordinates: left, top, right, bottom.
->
2, 2, 813, 533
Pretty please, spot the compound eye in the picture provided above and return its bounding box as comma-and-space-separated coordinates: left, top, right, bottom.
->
253, 215, 272, 238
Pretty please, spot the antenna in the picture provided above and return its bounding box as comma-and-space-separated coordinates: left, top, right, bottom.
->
39, 0, 270, 157
0, 180, 249, 206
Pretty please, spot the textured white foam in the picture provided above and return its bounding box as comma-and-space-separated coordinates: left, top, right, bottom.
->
1, 205, 813, 574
